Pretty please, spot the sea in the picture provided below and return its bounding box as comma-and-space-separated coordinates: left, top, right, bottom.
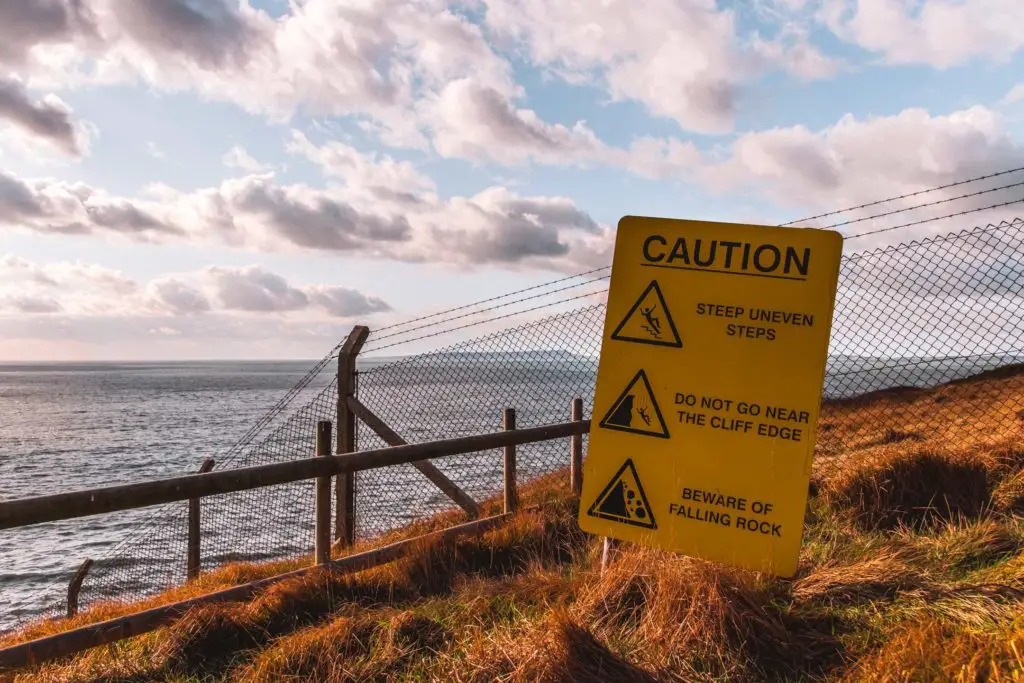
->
0, 361, 335, 631
1, 353, 1021, 632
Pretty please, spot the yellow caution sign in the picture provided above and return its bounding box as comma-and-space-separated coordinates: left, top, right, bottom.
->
579, 216, 843, 577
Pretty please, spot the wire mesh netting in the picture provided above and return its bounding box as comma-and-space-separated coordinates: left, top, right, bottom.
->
353, 305, 603, 538
7, 214, 1024, 630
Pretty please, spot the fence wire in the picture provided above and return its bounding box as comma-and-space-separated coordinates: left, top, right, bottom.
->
7, 215, 1024, 631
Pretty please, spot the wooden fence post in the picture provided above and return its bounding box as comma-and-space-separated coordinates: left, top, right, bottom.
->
503, 408, 518, 514
186, 458, 215, 581
314, 421, 333, 565
66, 559, 93, 618
570, 397, 583, 496
336, 326, 369, 547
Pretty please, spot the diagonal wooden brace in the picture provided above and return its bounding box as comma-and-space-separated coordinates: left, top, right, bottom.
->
346, 395, 481, 518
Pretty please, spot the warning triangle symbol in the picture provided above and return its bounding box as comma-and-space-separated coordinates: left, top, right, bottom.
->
598, 369, 670, 439
587, 459, 657, 529
610, 280, 682, 348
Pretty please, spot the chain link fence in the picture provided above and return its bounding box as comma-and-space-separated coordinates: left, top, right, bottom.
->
8, 215, 1024, 630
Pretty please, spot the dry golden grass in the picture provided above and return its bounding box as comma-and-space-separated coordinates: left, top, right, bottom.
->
6, 366, 1024, 682
844, 615, 1024, 682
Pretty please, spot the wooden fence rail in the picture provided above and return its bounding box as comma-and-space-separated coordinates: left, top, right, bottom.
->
0, 420, 589, 531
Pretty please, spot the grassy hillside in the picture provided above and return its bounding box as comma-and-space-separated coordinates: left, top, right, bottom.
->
5, 367, 1024, 682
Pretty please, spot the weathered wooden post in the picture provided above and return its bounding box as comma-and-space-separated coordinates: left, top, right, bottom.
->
314, 421, 333, 565
570, 397, 584, 495
66, 559, 93, 618
186, 458, 215, 581
503, 408, 518, 513
336, 325, 369, 547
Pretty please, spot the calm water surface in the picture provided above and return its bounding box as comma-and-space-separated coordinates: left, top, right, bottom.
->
0, 361, 329, 629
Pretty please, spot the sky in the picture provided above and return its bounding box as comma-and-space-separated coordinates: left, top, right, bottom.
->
0, 0, 1022, 361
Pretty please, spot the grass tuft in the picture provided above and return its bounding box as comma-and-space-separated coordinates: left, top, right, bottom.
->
825, 447, 992, 530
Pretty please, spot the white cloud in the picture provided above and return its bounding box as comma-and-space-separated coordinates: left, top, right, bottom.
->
423, 78, 606, 164
483, 0, 746, 133
1004, 84, 1024, 104
7, 99, 1017, 266
0, 254, 136, 294
699, 104, 1024, 243
819, 0, 1024, 68
703, 105, 1023, 206
0, 294, 63, 314
286, 130, 436, 200
146, 278, 210, 315
4, 0, 518, 135
0, 255, 392, 321
0, 1, 99, 68
0, 76, 93, 160
0, 144, 611, 271
206, 265, 309, 313
0, 0, 840, 154
413, 81, 701, 176
482, 0, 838, 134
146, 141, 165, 159
306, 285, 391, 318
751, 26, 842, 80
222, 145, 271, 172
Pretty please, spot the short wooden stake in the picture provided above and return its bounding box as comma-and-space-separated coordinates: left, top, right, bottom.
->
570, 397, 583, 495
503, 408, 518, 514
314, 421, 333, 565
66, 559, 93, 618
186, 458, 215, 581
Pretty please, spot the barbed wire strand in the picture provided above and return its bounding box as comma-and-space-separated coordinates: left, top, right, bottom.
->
819, 181, 1024, 231
779, 164, 1024, 226
363, 288, 609, 356
363, 200, 1024, 356
368, 265, 611, 336
841, 197, 1024, 240
358, 166, 1024, 353
361, 275, 611, 352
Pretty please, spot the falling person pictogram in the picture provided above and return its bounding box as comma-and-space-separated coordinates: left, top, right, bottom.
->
640, 304, 661, 338
610, 280, 682, 348
598, 369, 669, 438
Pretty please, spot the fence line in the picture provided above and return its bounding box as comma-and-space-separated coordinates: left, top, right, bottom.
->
5, 212, 1024, 634
0, 399, 588, 670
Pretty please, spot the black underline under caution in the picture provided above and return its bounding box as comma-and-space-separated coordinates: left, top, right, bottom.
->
640, 263, 808, 281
